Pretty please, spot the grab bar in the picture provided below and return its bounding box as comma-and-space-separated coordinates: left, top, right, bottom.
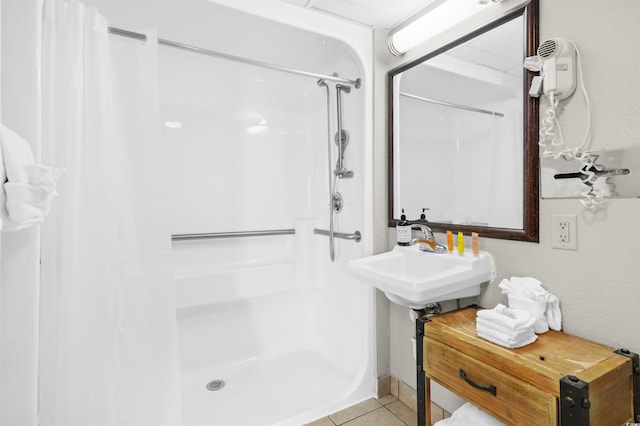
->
313, 228, 361, 243
172, 228, 295, 241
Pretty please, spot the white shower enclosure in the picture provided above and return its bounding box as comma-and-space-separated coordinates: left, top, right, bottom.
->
87, 1, 375, 424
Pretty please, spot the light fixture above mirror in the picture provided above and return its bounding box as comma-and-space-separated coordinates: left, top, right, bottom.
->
388, 0, 532, 56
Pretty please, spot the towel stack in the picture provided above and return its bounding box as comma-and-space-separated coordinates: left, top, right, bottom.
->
435, 402, 506, 426
476, 304, 537, 349
0, 124, 63, 231
499, 277, 562, 333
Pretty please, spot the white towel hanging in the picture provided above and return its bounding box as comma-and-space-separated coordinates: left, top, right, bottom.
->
0, 124, 63, 231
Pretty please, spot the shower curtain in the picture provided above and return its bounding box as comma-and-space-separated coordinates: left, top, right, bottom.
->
38, 1, 181, 425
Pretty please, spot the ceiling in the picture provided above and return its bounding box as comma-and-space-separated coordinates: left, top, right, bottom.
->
278, 0, 523, 77
279, 0, 440, 30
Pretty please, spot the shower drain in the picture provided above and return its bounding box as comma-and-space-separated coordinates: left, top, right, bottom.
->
206, 380, 225, 391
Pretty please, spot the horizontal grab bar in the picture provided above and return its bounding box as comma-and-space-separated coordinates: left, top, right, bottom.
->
172, 229, 295, 241
313, 228, 361, 243
173, 228, 361, 243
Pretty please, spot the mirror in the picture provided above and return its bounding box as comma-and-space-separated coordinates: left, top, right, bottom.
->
388, 2, 539, 242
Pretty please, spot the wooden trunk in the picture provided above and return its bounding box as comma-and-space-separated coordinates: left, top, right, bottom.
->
421, 307, 637, 425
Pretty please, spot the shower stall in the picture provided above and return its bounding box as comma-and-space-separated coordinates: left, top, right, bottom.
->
85, 1, 375, 425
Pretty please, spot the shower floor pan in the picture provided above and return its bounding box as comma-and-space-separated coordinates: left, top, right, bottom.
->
181, 348, 364, 426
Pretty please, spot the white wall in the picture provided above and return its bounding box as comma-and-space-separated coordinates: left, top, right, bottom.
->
375, 0, 640, 413
0, 1, 42, 425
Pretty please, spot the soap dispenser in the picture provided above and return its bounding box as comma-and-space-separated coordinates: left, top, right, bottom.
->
396, 208, 412, 246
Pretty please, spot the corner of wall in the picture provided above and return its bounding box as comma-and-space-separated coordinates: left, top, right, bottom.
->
0, 1, 42, 425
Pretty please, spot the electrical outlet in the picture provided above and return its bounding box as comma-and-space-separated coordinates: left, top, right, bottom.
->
551, 214, 577, 250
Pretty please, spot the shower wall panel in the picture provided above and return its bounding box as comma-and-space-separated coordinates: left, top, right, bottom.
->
76, 2, 374, 424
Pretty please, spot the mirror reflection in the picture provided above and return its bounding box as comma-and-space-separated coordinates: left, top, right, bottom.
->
389, 5, 539, 241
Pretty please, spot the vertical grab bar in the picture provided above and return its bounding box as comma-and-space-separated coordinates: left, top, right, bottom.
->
334, 84, 353, 179
318, 79, 336, 262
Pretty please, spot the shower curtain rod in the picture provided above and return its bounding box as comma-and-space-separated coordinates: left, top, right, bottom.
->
400, 92, 504, 117
108, 27, 361, 88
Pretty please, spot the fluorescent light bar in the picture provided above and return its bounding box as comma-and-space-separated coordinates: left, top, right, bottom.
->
388, 0, 530, 56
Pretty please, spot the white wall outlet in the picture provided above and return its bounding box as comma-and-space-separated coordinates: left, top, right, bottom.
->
551, 214, 577, 250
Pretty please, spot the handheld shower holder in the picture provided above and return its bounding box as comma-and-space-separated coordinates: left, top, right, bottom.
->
334, 168, 354, 179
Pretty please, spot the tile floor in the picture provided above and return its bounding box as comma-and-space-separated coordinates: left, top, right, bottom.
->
305, 396, 450, 426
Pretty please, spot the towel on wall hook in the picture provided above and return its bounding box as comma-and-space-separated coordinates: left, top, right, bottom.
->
0, 124, 64, 231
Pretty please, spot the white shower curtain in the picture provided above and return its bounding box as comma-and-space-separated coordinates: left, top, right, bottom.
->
38, 1, 181, 425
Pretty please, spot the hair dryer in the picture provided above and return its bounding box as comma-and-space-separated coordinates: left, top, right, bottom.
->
537, 38, 577, 100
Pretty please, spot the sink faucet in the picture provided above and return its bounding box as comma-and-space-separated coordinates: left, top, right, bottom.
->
411, 225, 448, 254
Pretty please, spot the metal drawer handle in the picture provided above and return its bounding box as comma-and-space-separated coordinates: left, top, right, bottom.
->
459, 369, 497, 396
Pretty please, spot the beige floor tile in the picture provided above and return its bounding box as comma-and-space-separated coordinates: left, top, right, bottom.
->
377, 394, 397, 405
386, 400, 417, 425
305, 416, 336, 426
329, 398, 383, 425
342, 407, 407, 426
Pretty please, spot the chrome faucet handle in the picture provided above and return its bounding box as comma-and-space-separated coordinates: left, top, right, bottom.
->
412, 225, 435, 242
411, 225, 447, 253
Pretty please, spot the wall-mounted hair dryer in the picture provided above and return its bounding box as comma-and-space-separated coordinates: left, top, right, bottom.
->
537, 38, 577, 100
533, 38, 605, 209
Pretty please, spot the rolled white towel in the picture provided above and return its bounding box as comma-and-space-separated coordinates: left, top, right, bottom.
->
508, 276, 547, 298
508, 294, 549, 334
499, 277, 563, 332
546, 293, 562, 331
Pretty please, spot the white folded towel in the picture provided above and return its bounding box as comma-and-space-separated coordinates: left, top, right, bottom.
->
477, 324, 538, 348
0, 124, 63, 230
499, 277, 562, 332
476, 317, 536, 343
476, 304, 535, 330
435, 402, 506, 426
476, 304, 538, 348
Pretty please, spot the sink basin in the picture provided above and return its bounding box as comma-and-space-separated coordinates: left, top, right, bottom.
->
348, 245, 495, 309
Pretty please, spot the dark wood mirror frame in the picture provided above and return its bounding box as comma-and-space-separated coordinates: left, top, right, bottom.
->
387, 0, 539, 242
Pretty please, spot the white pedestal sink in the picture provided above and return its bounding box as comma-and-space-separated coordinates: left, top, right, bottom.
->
348, 245, 495, 309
